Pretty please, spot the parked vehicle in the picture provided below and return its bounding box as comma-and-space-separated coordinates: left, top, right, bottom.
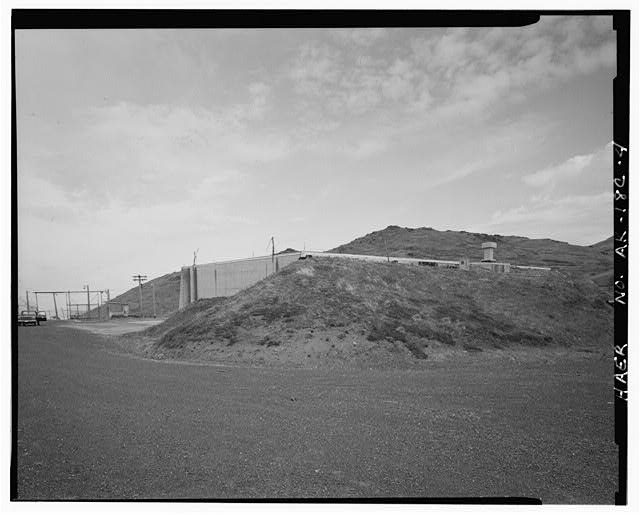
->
36, 311, 47, 323
17, 310, 39, 326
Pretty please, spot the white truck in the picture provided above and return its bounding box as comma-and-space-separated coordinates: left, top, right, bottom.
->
17, 310, 39, 326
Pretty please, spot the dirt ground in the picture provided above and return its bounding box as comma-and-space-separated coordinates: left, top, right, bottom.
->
14, 323, 618, 503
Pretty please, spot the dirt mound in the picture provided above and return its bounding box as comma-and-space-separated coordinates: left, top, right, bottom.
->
141, 257, 612, 368
331, 225, 613, 290
143, 297, 226, 336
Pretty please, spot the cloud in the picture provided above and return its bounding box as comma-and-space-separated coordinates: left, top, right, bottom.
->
17, 173, 81, 223
226, 81, 271, 126
289, 43, 341, 96
24, 205, 78, 224
188, 170, 246, 203
407, 115, 556, 191
522, 143, 611, 189
428, 19, 615, 120
230, 134, 292, 163
523, 153, 594, 188
381, 59, 417, 101
20, 167, 256, 234
288, 39, 432, 118
489, 192, 612, 226
341, 137, 389, 159
286, 17, 615, 125
475, 191, 613, 245
17, 98, 294, 212
428, 30, 473, 70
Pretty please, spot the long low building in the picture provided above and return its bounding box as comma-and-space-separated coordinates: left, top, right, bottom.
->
178, 245, 550, 309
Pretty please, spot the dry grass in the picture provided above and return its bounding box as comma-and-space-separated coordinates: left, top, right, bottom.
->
140, 256, 612, 368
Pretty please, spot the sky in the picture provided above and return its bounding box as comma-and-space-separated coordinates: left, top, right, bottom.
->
15, 16, 617, 304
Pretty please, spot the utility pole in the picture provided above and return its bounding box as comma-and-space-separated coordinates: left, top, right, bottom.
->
132, 274, 147, 318
34, 292, 39, 312
26, 291, 30, 311
85, 285, 90, 319
152, 282, 157, 318
381, 233, 390, 263
52, 293, 59, 319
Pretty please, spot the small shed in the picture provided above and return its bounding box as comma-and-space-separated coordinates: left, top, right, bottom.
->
107, 302, 130, 319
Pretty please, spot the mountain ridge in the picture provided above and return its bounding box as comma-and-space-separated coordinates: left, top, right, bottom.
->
330, 225, 612, 288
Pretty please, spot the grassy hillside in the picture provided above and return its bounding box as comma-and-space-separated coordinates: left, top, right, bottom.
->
588, 235, 613, 252
585, 236, 614, 289
330, 225, 612, 288
138, 257, 612, 368
103, 272, 182, 318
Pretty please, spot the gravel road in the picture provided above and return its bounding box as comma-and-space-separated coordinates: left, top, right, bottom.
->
15, 324, 617, 502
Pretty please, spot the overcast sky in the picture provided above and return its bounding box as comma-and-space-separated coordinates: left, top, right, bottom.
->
16, 16, 616, 302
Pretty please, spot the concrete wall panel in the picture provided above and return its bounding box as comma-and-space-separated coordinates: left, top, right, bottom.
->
178, 267, 191, 310
191, 252, 301, 302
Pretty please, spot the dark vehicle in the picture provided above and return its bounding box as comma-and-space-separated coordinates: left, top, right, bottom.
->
18, 310, 39, 326
36, 311, 47, 323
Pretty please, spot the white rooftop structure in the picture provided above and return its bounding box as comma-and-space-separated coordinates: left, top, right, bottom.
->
481, 242, 497, 262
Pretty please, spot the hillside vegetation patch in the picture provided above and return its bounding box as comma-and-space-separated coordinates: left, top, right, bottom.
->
136, 257, 611, 368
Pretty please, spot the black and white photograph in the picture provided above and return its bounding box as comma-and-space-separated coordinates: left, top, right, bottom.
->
6, 5, 635, 508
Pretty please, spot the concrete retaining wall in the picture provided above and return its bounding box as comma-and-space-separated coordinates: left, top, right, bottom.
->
179, 252, 301, 309
198, 253, 301, 298
178, 267, 191, 309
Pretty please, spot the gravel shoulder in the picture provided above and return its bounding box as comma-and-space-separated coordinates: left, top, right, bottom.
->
58, 318, 165, 336
15, 324, 617, 502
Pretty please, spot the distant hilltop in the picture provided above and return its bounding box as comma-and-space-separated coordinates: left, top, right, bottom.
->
330, 225, 612, 288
